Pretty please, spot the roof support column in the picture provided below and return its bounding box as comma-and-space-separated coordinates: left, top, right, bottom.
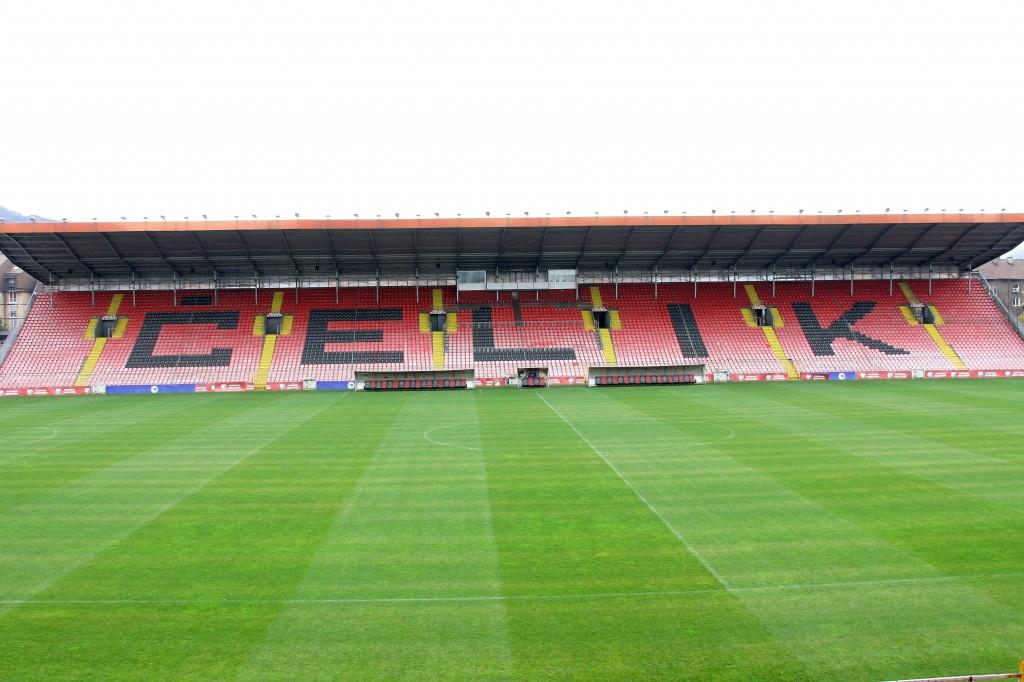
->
376, 268, 380, 304
653, 266, 658, 300
811, 265, 816, 297
928, 263, 933, 295
850, 266, 854, 296
173, 272, 178, 307
132, 272, 137, 308
335, 270, 340, 304
772, 266, 777, 298
254, 272, 259, 306
889, 263, 894, 296
214, 272, 218, 306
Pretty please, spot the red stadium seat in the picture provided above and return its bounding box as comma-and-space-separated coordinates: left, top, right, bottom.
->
2, 281, 1021, 390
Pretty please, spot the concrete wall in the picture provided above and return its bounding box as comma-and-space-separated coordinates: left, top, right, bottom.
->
0, 256, 39, 337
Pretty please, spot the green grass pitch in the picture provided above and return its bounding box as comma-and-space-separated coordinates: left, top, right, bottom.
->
0, 380, 1023, 680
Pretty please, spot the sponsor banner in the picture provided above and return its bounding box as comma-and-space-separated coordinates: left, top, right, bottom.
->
730, 373, 769, 382
316, 381, 355, 391
857, 371, 913, 380
923, 370, 973, 379
474, 377, 505, 387
265, 382, 304, 391
800, 372, 856, 381
801, 372, 830, 381
830, 371, 857, 381
921, 366, 1024, 376
195, 382, 253, 393
106, 384, 197, 395
548, 376, 586, 386
0, 386, 91, 397
729, 373, 791, 382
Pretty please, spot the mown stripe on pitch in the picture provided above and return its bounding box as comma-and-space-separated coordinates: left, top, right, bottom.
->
780, 380, 1024, 464
0, 397, 224, 514
0, 393, 405, 680
0, 393, 298, 611
729, 385, 1024, 514
239, 391, 514, 680
477, 390, 809, 680
577, 386, 1024, 679
6, 569, 1024, 605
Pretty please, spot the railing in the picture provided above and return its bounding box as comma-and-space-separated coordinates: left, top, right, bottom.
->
49, 267, 966, 293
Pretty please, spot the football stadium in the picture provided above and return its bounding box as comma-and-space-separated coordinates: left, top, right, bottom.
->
1, 213, 1023, 680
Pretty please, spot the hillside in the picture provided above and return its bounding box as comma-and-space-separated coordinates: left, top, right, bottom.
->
0, 206, 56, 223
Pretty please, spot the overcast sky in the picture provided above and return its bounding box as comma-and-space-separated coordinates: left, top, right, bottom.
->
2, 0, 1022, 253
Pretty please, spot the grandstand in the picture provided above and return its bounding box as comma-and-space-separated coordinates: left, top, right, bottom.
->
0, 212, 1023, 392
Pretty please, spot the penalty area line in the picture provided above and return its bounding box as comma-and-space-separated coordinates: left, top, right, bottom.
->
2, 572, 1021, 607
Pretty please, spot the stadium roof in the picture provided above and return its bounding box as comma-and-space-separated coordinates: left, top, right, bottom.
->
1, 213, 1022, 282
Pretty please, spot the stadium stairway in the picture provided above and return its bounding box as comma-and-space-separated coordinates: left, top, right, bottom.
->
75, 293, 127, 386
253, 291, 293, 389
897, 282, 967, 370
587, 287, 619, 365
742, 285, 799, 379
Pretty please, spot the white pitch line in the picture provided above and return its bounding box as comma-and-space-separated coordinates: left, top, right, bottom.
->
421, 424, 483, 451
536, 392, 735, 592
20, 427, 58, 446
0, 590, 720, 606
2, 571, 1021, 607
